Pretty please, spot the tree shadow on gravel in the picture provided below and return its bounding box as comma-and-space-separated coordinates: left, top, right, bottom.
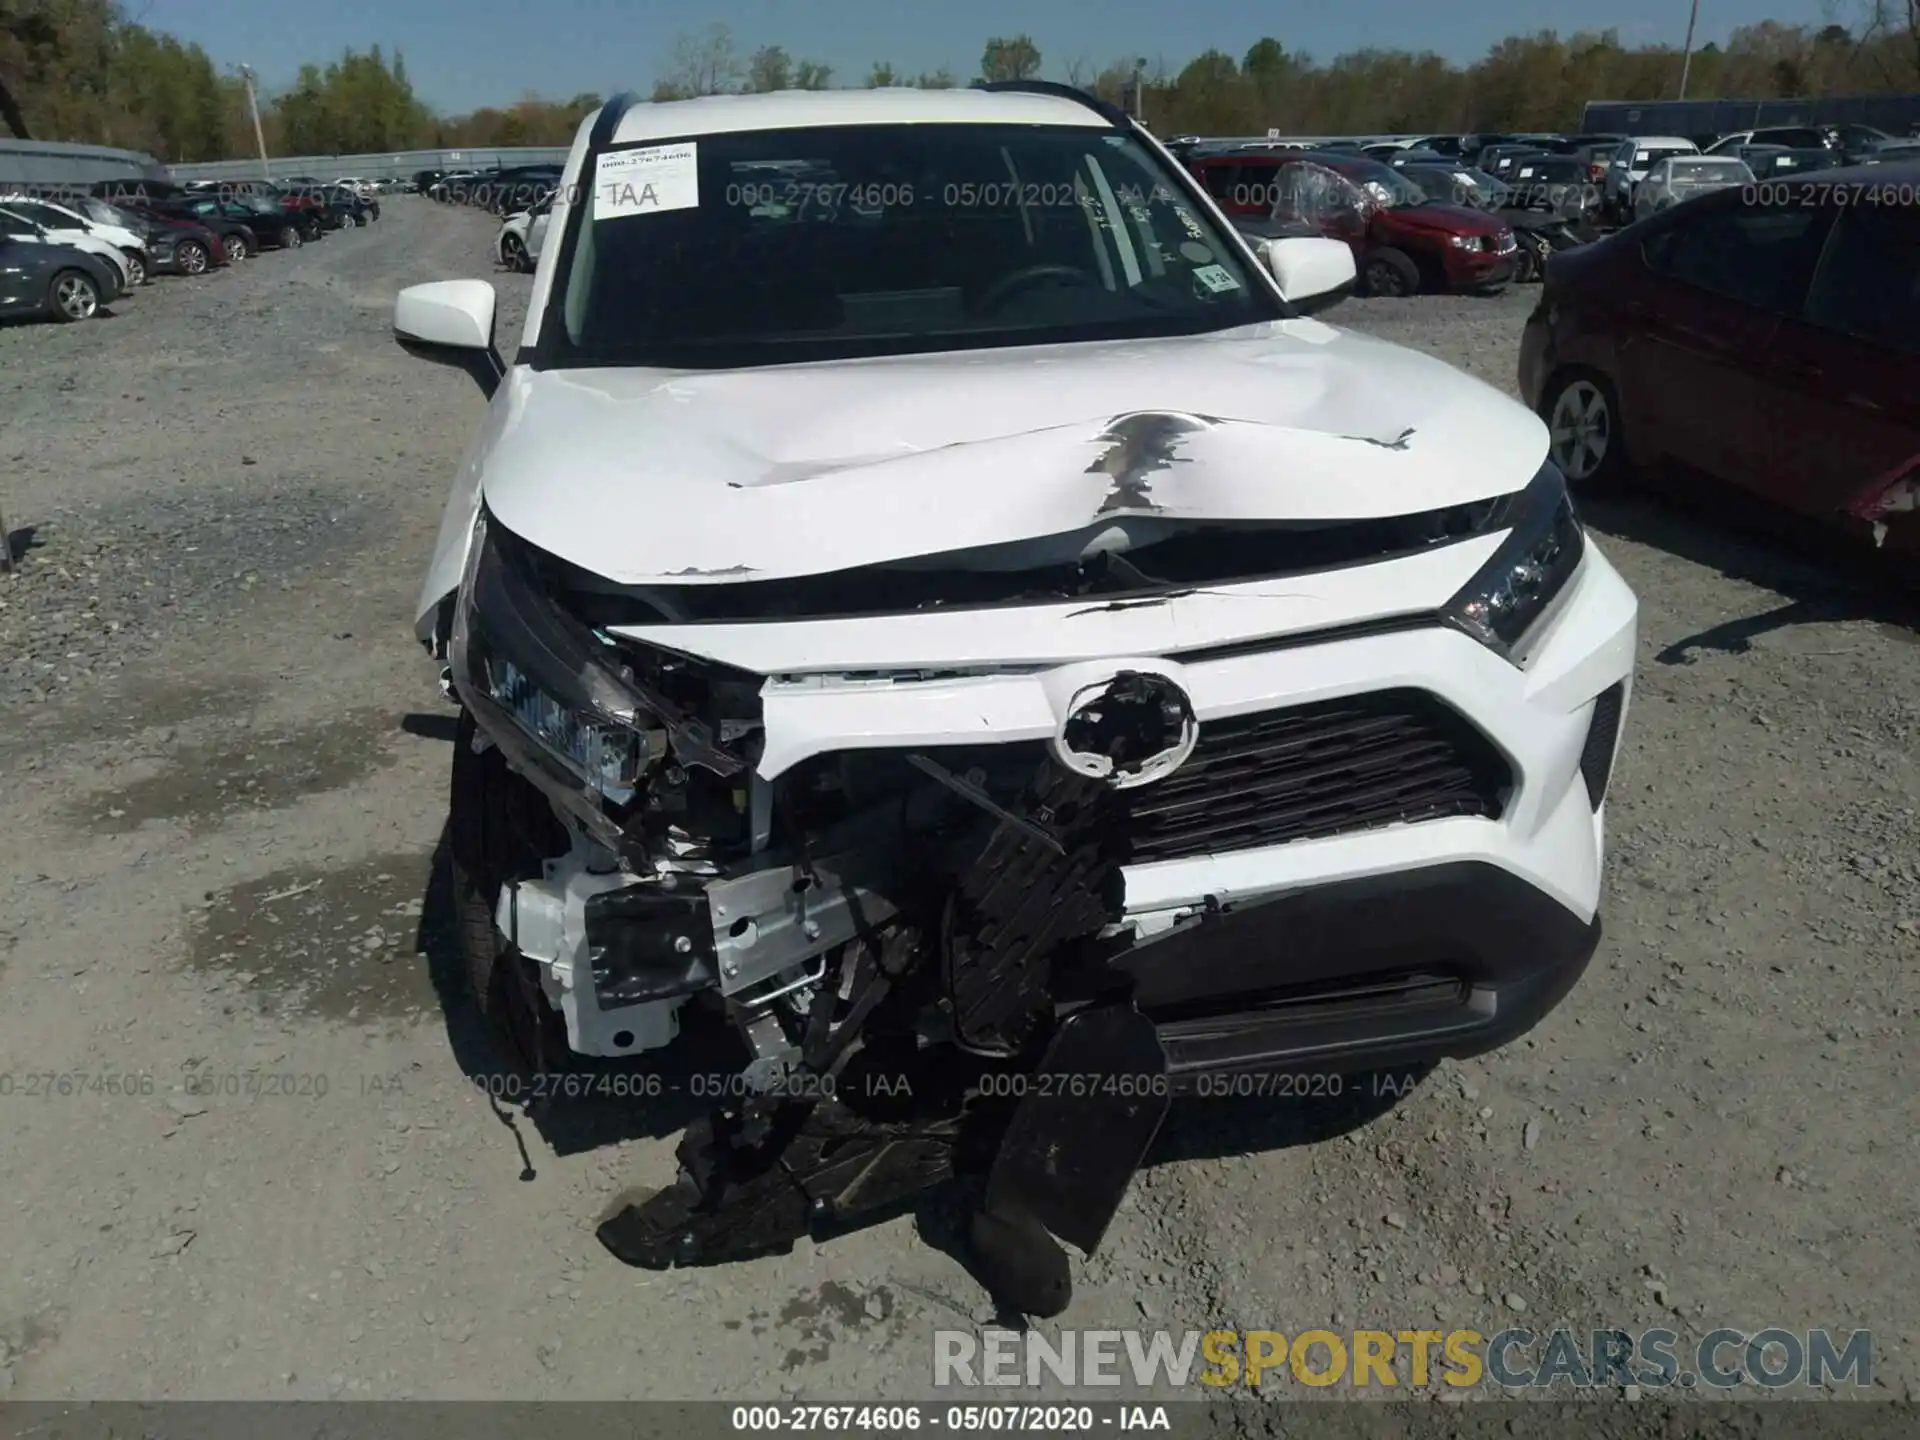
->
1578, 484, 1920, 664
415, 824, 720, 1167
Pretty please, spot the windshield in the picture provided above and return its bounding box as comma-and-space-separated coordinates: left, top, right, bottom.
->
78, 199, 131, 226
547, 123, 1279, 370
1343, 163, 1427, 207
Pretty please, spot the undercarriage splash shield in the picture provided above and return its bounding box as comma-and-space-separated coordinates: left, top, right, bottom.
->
980, 1003, 1171, 1258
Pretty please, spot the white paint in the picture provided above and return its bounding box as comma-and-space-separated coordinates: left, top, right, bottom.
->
449, 321, 1547, 595
393, 279, 496, 351
1263, 236, 1356, 307
609, 88, 1108, 146
593, 142, 699, 220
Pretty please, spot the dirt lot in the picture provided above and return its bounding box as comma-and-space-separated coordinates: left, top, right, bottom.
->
0, 197, 1915, 1411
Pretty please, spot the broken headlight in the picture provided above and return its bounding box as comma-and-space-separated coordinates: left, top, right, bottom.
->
1440, 460, 1584, 665
450, 509, 674, 806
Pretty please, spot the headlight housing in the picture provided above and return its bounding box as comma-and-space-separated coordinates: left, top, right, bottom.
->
449, 509, 744, 842
1440, 460, 1585, 665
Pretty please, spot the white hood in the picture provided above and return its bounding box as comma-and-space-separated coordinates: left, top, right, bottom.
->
478, 320, 1548, 586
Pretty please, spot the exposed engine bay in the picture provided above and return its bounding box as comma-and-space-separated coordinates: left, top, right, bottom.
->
438, 483, 1531, 1313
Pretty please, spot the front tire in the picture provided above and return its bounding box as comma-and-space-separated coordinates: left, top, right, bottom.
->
448, 709, 573, 1077
124, 252, 147, 287
177, 240, 209, 276
1541, 369, 1628, 489
224, 233, 250, 263
1362, 247, 1420, 298
500, 233, 528, 272
49, 269, 100, 322
283, 226, 303, 249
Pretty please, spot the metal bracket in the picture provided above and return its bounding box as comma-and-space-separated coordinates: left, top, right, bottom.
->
707, 856, 898, 996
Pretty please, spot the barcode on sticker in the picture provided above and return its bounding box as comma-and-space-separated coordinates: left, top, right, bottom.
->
594, 142, 699, 220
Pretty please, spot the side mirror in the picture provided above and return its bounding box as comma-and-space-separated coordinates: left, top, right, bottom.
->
1265, 236, 1356, 316
394, 280, 504, 399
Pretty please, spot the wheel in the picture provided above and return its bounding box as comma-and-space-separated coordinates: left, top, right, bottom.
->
1362, 247, 1420, 297
447, 709, 573, 1078
177, 240, 209, 275
284, 226, 303, 249
49, 269, 100, 322
500, 232, 528, 272
223, 233, 249, 263
1541, 370, 1628, 489
124, 251, 146, 287
340, 211, 357, 229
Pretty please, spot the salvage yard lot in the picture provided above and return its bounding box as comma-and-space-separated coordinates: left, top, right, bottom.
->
0, 196, 1915, 1406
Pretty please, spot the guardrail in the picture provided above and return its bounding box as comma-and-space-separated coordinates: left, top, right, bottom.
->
167, 147, 571, 184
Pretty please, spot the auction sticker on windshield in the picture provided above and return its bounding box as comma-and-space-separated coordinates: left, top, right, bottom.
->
1193, 264, 1241, 294
595, 142, 699, 219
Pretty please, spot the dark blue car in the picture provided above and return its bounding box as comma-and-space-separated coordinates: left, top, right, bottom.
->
0, 239, 119, 322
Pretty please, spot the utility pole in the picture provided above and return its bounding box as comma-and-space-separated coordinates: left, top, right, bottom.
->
238, 65, 271, 180
1131, 58, 1147, 122
1677, 0, 1702, 99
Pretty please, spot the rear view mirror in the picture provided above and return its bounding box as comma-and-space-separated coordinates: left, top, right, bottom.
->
394, 280, 504, 398
1264, 236, 1357, 315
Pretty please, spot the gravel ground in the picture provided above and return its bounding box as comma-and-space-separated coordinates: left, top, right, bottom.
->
0, 199, 1915, 1422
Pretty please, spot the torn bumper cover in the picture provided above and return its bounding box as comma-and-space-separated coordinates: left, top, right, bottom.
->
1847, 467, 1919, 550
449, 454, 1635, 1303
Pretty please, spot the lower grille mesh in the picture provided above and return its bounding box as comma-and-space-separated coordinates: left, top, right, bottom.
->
1122, 689, 1510, 863
1579, 682, 1626, 809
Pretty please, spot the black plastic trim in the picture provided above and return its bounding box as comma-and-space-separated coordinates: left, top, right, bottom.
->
972, 79, 1132, 130
528, 90, 639, 371
395, 332, 504, 400
1117, 860, 1601, 1074
1580, 681, 1625, 809
586, 886, 718, 1006
1165, 611, 1441, 663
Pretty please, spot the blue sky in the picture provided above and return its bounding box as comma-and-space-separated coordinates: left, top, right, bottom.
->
141, 0, 1843, 114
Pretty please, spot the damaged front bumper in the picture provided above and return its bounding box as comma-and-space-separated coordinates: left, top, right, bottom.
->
452, 485, 1634, 1073
444, 471, 1633, 1301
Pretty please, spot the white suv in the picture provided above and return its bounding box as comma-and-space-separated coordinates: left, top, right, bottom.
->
394, 83, 1637, 1313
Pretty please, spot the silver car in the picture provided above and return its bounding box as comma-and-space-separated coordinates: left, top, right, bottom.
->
1601, 136, 1699, 220
1631, 155, 1755, 221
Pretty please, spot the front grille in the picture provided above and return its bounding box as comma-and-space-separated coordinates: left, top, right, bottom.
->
1122, 689, 1510, 863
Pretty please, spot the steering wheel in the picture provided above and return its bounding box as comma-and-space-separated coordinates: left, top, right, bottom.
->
973, 263, 1097, 314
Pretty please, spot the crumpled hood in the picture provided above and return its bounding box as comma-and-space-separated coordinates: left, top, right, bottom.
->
480, 321, 1548, 585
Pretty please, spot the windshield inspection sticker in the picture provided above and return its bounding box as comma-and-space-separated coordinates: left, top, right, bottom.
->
1192, 263, 1241, 294
594, 142, 699, 220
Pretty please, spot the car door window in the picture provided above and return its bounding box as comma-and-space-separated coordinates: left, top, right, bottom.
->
1802, 205, 1920, 356
1642, 202, 1828, 313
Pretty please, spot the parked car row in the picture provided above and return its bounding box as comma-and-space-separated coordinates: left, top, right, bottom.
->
0, 175, 378, 324
1180, 120, 1906, 239
420, 164, 564, 216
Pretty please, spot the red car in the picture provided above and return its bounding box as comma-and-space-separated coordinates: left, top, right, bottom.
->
1518, 162, 1919, 563
1189, 149, 1517, 296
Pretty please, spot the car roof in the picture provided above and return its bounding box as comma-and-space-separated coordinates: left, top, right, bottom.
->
609, 86, 1109, 144
1626, 136, 1697, 146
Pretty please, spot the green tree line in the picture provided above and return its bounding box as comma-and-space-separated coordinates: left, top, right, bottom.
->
4, 3, 1920, 163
